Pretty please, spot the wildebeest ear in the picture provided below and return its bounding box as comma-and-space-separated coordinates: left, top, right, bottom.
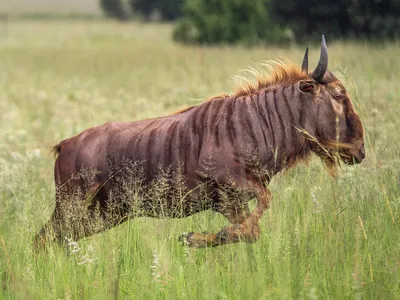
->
299, 80, 316, 93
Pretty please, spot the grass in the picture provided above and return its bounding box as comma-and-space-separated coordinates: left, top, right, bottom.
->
0, 19, 400, 299
0, 0, 100, 16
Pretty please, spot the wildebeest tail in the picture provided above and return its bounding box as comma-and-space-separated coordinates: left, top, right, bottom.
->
51, 143, 63, 157
51, 137, 72, 157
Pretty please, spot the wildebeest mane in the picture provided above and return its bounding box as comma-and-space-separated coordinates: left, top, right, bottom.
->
172, 61, 309, 115
233, 61, 309, 97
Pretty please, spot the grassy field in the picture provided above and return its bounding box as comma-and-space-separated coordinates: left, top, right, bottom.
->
0, 19, 399, 299
0, 0, 100, 16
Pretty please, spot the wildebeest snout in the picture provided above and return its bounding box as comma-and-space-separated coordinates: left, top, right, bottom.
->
352, 143, 365, 164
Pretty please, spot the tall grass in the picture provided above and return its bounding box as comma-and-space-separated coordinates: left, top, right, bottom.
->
0, 20, 399, 299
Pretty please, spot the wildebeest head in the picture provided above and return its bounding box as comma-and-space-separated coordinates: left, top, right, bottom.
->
299, 36, 365, 166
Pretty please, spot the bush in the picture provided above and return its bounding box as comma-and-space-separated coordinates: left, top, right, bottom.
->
270, 0, 400, 41
347, 0, 400, 39
100, 0, 129, 21
130, 0, 183, 21
129, 0, 153, 20
173, 18, 199, 44
173, 0, 290, 45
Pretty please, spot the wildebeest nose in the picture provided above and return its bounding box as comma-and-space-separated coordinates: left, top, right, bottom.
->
359, 143, 365, 160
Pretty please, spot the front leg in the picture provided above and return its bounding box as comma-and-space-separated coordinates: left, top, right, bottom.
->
181, 182, 272, 247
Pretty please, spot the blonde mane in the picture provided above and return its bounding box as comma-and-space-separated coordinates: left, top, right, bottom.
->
234, 61, 309, 97
172, 61, 309, 115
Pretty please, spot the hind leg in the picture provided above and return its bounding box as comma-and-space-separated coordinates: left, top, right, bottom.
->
34, 201, 102, 250
34, 203, 64, 250
180, 181, 272, 248
34, 183, 124, 251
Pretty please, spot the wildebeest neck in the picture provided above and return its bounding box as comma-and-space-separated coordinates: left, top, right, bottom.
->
185, 85, 312, 180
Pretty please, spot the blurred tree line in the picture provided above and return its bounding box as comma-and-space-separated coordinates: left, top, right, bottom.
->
272, 0, 400, 42
100, 0, 182, 21
101, 0, 400, 44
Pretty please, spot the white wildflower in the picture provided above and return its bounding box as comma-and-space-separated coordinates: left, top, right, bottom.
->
65, 237, 81, 254
77, 244, 97, 265
78, 255, 96, 265
10, 151, 23, 161
150, 249, 162, 282
22, 266, 33, 281
15, 129, 27, 137
87, 244, 95, 253
181, 233, 194, 263
27, 148, 41, 159
311, 186, 322, 213
309, 287, 318, 300
65, 238, 97, 265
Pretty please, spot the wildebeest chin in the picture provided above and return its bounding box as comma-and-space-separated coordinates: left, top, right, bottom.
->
35, 36, 365, 249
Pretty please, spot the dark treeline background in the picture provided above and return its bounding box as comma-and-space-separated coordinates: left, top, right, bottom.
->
100, 0, 400, 44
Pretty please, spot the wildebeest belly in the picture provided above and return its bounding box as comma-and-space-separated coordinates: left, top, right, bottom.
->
64, 120, 215, 218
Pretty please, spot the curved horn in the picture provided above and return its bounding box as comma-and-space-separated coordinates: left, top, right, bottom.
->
312, 35, 328, 82
301, 47, 309, 73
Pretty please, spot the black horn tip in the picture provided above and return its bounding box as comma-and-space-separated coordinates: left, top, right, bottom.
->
321, 34, 326, 48
311, 34, 328, 82
301, 47, 309, 73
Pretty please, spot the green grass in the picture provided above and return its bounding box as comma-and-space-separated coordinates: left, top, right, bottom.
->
1, 20, 400, 299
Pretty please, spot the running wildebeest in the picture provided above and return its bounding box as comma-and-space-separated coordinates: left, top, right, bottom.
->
35, 36, 365, 248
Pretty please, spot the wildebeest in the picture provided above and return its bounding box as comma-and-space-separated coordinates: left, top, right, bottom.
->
35, 36, 365, 248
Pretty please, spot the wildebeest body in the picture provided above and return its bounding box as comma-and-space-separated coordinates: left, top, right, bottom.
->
54, 96, 277, 218
35, 36, 365, 248
54, 88, 315, 215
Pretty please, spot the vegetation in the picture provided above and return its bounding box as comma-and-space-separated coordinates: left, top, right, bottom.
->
0, 0, 101, 16
99, 0, 128, 20
173, 0, 289, 45
0, 20, 400, 299
171, 0, 400, 44
99, 0, 184, 21
270, 0, 400, 41
97, 0, 400, 42
130, 0, 183, 21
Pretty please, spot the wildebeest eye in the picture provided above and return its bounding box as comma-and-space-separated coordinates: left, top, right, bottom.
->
333, 94, 342, 100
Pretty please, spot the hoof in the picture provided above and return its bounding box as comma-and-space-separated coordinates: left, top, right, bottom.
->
178, 232, 210, 248
215, 225, 240, 244
178, 232, 194, 246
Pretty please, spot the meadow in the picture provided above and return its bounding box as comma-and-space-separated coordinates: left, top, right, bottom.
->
0, 0, 100, 16
0, 19, 399, 299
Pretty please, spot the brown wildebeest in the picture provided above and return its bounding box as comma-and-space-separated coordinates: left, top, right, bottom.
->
35, 36, 365, 248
